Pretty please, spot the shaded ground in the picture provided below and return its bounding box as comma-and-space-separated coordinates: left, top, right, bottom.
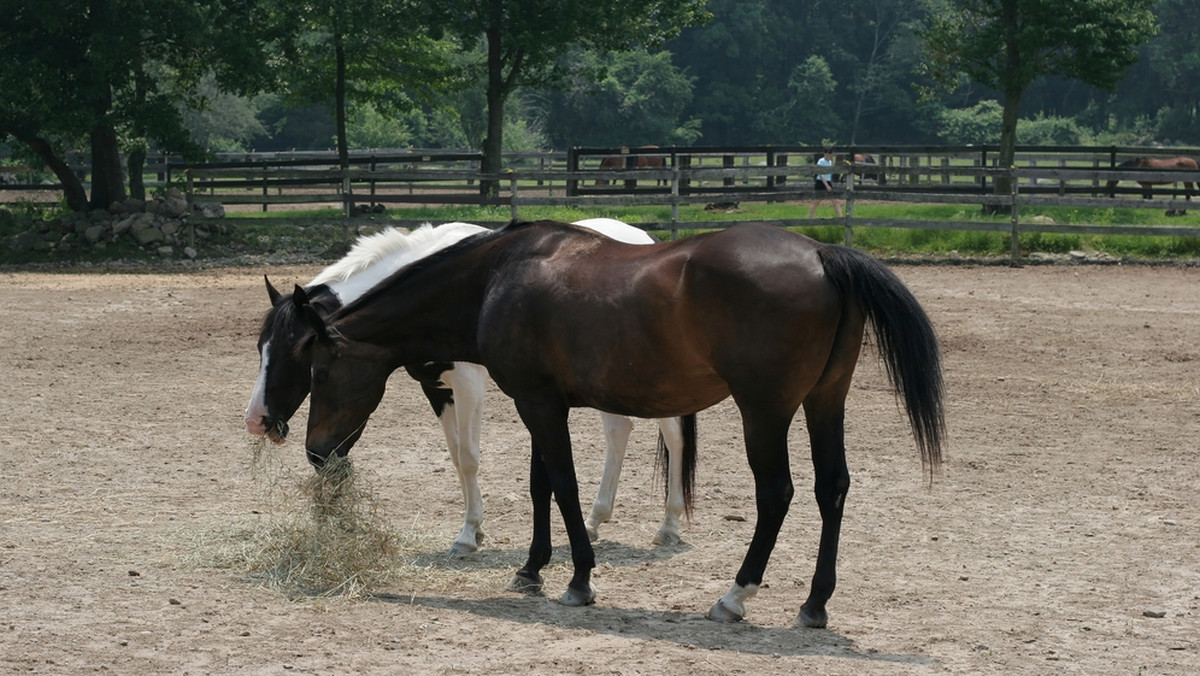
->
1, 261, 1197, 674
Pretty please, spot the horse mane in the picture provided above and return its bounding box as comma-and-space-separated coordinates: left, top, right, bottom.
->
330, 226, 504, 318
309, 223, 487, 288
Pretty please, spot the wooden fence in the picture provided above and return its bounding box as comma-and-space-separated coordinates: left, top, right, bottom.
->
6, 145, 1200, 259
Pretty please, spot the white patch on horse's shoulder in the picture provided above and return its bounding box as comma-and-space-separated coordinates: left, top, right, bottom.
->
572, 218, 657, 245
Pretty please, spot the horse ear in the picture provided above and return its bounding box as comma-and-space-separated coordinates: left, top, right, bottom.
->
300, 304, 335, 345
264, 275, 282, 306
292, 284, 310, 308
293, 287, 334, 344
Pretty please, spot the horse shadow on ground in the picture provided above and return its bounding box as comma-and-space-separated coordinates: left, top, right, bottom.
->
410, 538, 692, 573
370, 591, 933, 665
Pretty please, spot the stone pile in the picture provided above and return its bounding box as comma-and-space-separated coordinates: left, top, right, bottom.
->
4, 187, 225, 258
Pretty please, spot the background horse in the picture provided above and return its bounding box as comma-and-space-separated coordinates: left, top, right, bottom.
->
831, 152, 885, 184
245, 219, 697, 554
297, 220, 944, 628
1106, 156, 1198, 214
596, 145, 667, 186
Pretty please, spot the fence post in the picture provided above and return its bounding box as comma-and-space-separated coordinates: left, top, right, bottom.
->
509, 171, 519, 221
844, 170, 854, 246
670, 163, 680, 239
1010, 166, 1020, 262
261, 163, 269, 213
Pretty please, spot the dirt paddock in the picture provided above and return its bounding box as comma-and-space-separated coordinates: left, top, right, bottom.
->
1, 260, 1197, 674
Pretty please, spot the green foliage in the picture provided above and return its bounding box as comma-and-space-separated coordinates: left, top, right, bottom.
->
936, 101, 1003, 145
542, 48, 701, 148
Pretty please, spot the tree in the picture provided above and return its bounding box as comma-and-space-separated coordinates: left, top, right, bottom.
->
541, 48, 701, 148
0, 0, 277, 210
267, 0, 461, 171
921, 0, 1158, 207
428, 0, 710, 195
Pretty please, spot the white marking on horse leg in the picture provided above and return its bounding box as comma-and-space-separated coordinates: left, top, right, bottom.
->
244, 342, 271, 436
652, 416, 686, 546
441, 363, 487, 555
586, 413, 633, 542
707, 583, 759, 622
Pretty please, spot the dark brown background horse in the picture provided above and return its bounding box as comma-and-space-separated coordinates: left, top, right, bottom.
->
821, 152, 885, 184
596, 145, 666, 186
1106, 156, 1198, 215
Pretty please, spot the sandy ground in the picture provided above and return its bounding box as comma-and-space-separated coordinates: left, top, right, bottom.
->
1, 259, 1197, 675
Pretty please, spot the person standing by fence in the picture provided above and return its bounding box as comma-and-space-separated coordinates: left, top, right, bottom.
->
809, 147, 843, 218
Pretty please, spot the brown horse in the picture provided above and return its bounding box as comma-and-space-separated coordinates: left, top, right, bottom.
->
596, 145, 666, 185
832, 153, 885, 184
1107, 156, 1198, 214
294, 219, 944, 628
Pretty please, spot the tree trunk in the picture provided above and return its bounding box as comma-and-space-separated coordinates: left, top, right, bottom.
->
127, 149, 146, 202
480, 27, 506, 198
10, 130, 88, 212
335, 41, 349, 171
986, 0, 1021, 215
89, 124, 127, 209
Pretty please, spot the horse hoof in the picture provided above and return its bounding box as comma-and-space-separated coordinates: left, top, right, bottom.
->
652, 529, 681, 547
447, 541, 477, 557
706, 599, 745, 623
798, 604, 828, 628
585, 525, 600, 543
507, 571, 544, 596
560, 583, 596, 607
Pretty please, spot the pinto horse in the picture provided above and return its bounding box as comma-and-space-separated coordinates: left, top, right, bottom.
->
296, 219, 944, 627
1106, 156, 1199, 214
245, 219, 697, 554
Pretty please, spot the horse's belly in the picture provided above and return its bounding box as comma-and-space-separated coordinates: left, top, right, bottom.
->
567, 364, 730, 418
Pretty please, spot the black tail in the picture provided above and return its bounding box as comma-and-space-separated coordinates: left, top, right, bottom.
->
818, 245, 945, 475
655, 413, 698, 517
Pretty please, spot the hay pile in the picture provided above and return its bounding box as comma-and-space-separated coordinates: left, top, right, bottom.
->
187, 440, 540, 601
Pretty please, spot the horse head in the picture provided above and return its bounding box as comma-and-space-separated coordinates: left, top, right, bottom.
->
244, 276, 320, 444
297, 292, 392, 469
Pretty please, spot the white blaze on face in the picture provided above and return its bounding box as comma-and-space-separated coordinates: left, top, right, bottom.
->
244, 339, 272, 435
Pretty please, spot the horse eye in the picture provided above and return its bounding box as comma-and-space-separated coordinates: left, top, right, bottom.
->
312, 366, 329, 385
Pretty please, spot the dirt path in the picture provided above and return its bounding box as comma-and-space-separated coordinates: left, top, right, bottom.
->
1, 262, 1197, 674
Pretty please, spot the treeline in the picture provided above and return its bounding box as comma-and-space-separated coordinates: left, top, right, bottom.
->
2, 0, 1191, 211
224, 0, 1196, 153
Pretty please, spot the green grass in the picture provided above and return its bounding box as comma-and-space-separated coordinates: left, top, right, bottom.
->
4, 199, 1199, 266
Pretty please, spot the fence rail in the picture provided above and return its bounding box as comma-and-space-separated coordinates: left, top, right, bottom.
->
6, 145, 1200, 260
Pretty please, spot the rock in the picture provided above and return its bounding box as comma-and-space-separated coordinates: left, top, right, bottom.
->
161, 187, 188, 217
183, 246, 197, 259
134, 226, 164, 245
128, 213, 157, 234
156, 246, 174, 256
160, 220, 181, 237
113, 214, 139, 236
1143, 608, 1167, 618
193, 201, 224, 219
1068, 250, 1087, 260
8, 230, 40, 252
84, 224, 106, 244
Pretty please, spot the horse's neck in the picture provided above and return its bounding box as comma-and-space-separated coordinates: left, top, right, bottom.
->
335, 241, 494, 365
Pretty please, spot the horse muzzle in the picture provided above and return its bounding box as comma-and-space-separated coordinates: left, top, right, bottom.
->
246, 415, 289, 444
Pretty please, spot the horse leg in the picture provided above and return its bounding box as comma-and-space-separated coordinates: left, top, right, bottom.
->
796, 392, 852, 629
653, 416, 687, 546
585, 413, 633, 542
435, 365, 487, 556
511, 399, 597, 607
708, 409, 794, 623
